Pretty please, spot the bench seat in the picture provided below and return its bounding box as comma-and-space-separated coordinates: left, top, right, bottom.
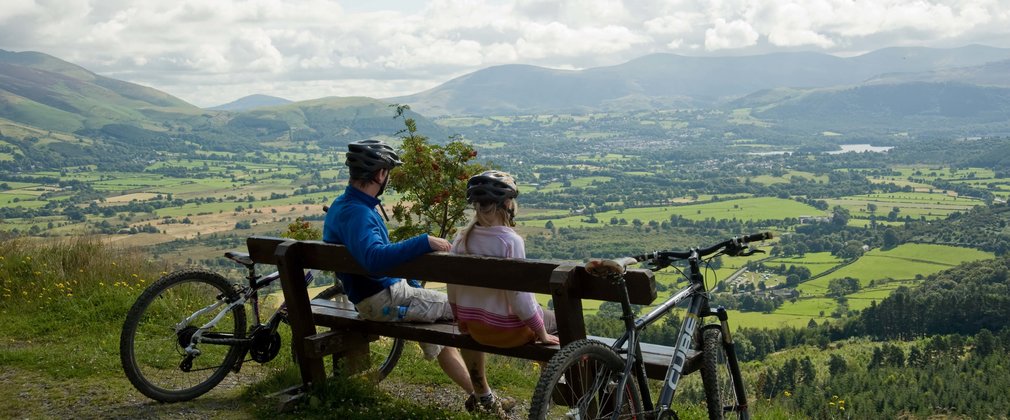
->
308, 298, 677, 380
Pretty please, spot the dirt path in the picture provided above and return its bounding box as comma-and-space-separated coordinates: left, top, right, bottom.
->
0, 367, 257, 419
0, 366, 528, 419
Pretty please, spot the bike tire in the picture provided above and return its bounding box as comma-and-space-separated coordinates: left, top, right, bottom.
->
700, 326, 749, 420
529, 339, 643, 420
120, 269, 246, 402
311, 284, 404, 382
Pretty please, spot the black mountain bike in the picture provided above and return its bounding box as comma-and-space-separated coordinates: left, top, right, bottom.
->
119, 250, 405, 402
529, 232, 773, 420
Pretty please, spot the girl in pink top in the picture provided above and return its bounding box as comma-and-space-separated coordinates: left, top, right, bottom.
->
448, 170, 558, 415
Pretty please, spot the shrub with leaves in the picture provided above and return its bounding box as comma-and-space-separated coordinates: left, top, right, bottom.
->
387, 104, 488, 241
281, 216, 321, 241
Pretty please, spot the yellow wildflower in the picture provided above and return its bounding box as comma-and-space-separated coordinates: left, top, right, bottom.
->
784, 391, 792, 397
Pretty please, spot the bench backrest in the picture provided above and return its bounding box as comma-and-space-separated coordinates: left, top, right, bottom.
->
247, 236, 656, 304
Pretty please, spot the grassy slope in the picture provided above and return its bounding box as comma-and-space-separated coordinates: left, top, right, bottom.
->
0, 237, 484, 419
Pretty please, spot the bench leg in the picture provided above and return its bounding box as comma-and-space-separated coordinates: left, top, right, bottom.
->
334, 332, 371, 377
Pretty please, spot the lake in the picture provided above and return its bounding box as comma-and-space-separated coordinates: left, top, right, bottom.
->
826, 144, 894, 154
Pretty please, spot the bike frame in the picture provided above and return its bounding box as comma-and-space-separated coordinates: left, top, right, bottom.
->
604, 249, 748, 419
179, 266, 312, 355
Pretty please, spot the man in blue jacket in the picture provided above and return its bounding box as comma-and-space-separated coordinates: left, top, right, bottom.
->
323, 140, 479, 405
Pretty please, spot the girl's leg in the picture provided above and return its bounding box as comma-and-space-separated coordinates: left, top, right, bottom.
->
460, 348, 490, 395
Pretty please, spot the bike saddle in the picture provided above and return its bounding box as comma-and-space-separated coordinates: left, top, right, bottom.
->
224, 251, 255, 269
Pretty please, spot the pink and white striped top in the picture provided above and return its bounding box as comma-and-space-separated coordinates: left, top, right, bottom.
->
447, 225, 545, 347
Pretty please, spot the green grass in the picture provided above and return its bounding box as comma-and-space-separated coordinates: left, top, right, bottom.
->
825, 192, 979, 221
748, 170, 829, 186
798, 243, 994, 293
764, 253, 843, 278
728, 309, 824, 329
0, 237, 504, 418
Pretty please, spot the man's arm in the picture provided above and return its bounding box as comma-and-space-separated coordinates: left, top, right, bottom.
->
340, 207, 436, 273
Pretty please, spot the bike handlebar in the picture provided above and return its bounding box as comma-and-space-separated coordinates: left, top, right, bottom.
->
586, 232, 774, 277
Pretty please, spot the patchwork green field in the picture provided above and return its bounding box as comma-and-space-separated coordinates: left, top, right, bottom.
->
523, 197, 823, 229
763, 252, 844, 277
826, 191, 980, 221
747, 170, 829, 185
798, 243, 994, 293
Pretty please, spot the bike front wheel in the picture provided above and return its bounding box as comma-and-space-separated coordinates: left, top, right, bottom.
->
700, 326, 749, 420
529, 339, 643, 420
120, 269, 247, 402
312, 284, 404, 381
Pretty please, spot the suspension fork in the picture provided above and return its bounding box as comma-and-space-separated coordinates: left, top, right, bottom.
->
711, 306, 749, 415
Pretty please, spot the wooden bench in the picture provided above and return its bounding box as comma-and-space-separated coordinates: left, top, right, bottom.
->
245, 235, 676, 393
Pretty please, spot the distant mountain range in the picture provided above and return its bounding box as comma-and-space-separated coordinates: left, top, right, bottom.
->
209, 94, 292, 111
3, 45, 1010, 170
0, 49, 441, 170
393, 45, 1010, 116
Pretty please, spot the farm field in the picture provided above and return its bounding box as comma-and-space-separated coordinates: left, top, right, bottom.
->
747, 170, 829, 185
798, 243, 994, 293
728, 309, 820, 329
825, 191, 980, 221
523, 197, 824, 229
763, 252, 844, 278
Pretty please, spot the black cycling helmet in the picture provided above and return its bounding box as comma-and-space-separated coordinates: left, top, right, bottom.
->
466, 170, 518, 204
346, 140, 403, 180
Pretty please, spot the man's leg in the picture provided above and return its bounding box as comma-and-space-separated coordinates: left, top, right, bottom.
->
438, 347, 475, 394
389, 281, 475, 394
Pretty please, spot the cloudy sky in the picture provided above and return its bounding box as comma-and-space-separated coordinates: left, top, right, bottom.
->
3, 0, 1009, 107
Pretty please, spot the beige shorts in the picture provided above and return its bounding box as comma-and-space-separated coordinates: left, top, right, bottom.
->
355, 280, 453, 360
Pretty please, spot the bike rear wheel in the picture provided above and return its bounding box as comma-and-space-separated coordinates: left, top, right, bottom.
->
529, 339, 643, 419
312, 284, 404, 381
700, 326, 749, 420
120, 269, 246, 402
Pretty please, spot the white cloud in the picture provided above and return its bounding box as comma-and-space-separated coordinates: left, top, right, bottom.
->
2, 0, 1010, 106
516, 21, 647, 59
705, 18, 760, 50
644, 14, 699, 36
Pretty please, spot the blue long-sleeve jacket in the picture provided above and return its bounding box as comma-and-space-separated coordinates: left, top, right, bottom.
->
323, 186, 432, 303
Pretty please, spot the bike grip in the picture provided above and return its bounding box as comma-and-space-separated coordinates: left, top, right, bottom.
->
742, 232, 774, 242
585, 257, 638, 277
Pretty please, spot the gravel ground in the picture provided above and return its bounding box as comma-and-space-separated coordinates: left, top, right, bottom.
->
1, 365, 530, 420
379, 380, 530, 420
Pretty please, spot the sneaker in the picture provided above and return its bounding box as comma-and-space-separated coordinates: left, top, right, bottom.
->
464, 394, 478, 412
489, 394, 517, 413
465, 393, 516, 418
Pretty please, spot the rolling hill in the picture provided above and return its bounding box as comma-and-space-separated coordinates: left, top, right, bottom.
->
208, 94, 292, 111
0, 50, 201, 133
0, 50, 444, 170
731, 57, 1010, 131
393, 45, 1010, 116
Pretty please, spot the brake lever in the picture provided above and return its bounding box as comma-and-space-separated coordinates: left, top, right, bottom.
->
644, 257, 672, 271
735, 248, 766, 257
